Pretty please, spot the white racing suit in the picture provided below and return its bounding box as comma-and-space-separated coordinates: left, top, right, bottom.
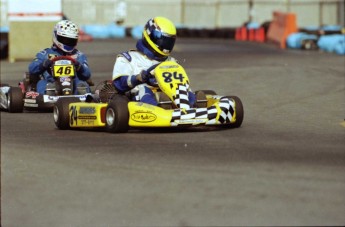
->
112, 48, 196, 106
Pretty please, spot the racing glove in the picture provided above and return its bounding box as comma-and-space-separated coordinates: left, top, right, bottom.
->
136, 64, 159, 83
74, 60, 83, 72
42, 59, 53, 69
136, 70, 151, 83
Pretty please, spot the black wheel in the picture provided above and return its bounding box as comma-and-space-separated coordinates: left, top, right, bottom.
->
54, 97, 80, 130
105, 95, 129, 133
302, 39, 318, 50
226, 96, 244, 128
8, 87, 23, 113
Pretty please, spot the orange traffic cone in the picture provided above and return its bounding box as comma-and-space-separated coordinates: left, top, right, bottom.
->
240, 26, 247, 41
235, 27, 241, 40
249, 28, 255, 41
255, 27, 265, 42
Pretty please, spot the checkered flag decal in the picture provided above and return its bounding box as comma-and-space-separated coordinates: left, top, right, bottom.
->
146, 18, 157, 35
171, 96, 235, 125
174, 84, 190, 110
218, 97, 235, 124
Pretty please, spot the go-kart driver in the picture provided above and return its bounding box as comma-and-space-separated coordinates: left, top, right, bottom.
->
28, 20, 91, 95
111, 16, 196, 106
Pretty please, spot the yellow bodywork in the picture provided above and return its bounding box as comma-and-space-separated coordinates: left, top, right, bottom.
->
66, 61, 238, 129
128, 95, 236, 127
154, 61, 190, 103
128, 102, 174, 127
69, 102, 108, 127
67, 95, 236, 128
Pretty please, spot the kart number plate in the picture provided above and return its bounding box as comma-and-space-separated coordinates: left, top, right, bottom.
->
53, 65, 75, 77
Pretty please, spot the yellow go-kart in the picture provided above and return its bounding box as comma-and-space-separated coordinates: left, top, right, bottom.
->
53, 61, 244, 133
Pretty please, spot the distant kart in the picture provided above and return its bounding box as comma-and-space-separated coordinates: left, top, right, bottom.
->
0, 56, 92, 113
53, 61, 244, 133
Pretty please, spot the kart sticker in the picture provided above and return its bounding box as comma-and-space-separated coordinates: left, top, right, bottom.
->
61, 81, 71, 86
60, 77, 71, 82
78, 116, 97, 120
79, 119, 95, 126
79, 107, 96, 114
25, 91, 40, 98
70, 105, 78, 126
24, 99, 37, 104
131, 111, 157, 123
24, 103, 38, 107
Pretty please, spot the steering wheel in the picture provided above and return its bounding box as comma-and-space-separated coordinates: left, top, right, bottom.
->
51, 56, 77, 64
145, 63, 160, 87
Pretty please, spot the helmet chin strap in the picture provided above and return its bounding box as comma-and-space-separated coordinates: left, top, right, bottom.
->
136, 39, 167, 62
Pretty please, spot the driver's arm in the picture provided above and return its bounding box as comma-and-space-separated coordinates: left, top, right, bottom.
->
74, 53, 91, 81
112, 55, 144, 93
28, 49, 50, 76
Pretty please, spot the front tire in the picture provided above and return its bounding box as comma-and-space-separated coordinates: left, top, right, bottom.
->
8, 87, 23, 113
226, 96, 244, 128
54, 97, 80, 130
105, 95, 129, 133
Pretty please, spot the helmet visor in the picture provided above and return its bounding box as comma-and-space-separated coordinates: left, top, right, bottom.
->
57, 35, 78, 47
150, 30, 176, 52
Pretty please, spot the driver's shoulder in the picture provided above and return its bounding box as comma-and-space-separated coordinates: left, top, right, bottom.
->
117, 50, 145, 62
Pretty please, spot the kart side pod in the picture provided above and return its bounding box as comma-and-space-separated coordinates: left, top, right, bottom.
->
54, 97, 108, 130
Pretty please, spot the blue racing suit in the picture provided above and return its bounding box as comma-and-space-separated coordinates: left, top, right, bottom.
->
28, 44, 91, 95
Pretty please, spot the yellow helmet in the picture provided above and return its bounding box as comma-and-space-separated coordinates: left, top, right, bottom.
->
142, 17, 177, 57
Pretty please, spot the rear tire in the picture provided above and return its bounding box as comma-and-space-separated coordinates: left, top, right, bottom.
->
226, 96, 244, 128
54, 97, 80, 130
105, 95, 129, 133
8, 87, 23, 113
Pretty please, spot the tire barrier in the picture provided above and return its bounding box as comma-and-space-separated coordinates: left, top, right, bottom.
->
81, 25, 236, 39
317, 34, 345, 55
286, 33, 318, 50
176, 27, 235, 39
81, 23, 126, 39
266, 11, 298, 49
235, 26, 266, 43
286, 26, 345, 55
130, 25, 144, 39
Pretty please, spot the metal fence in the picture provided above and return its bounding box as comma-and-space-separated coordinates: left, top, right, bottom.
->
1, 0, 344, 28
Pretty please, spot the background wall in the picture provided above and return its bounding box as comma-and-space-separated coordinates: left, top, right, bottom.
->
1, 0, 344, 29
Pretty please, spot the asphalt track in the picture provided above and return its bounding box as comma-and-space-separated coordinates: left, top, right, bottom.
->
1, 38, 345, 226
